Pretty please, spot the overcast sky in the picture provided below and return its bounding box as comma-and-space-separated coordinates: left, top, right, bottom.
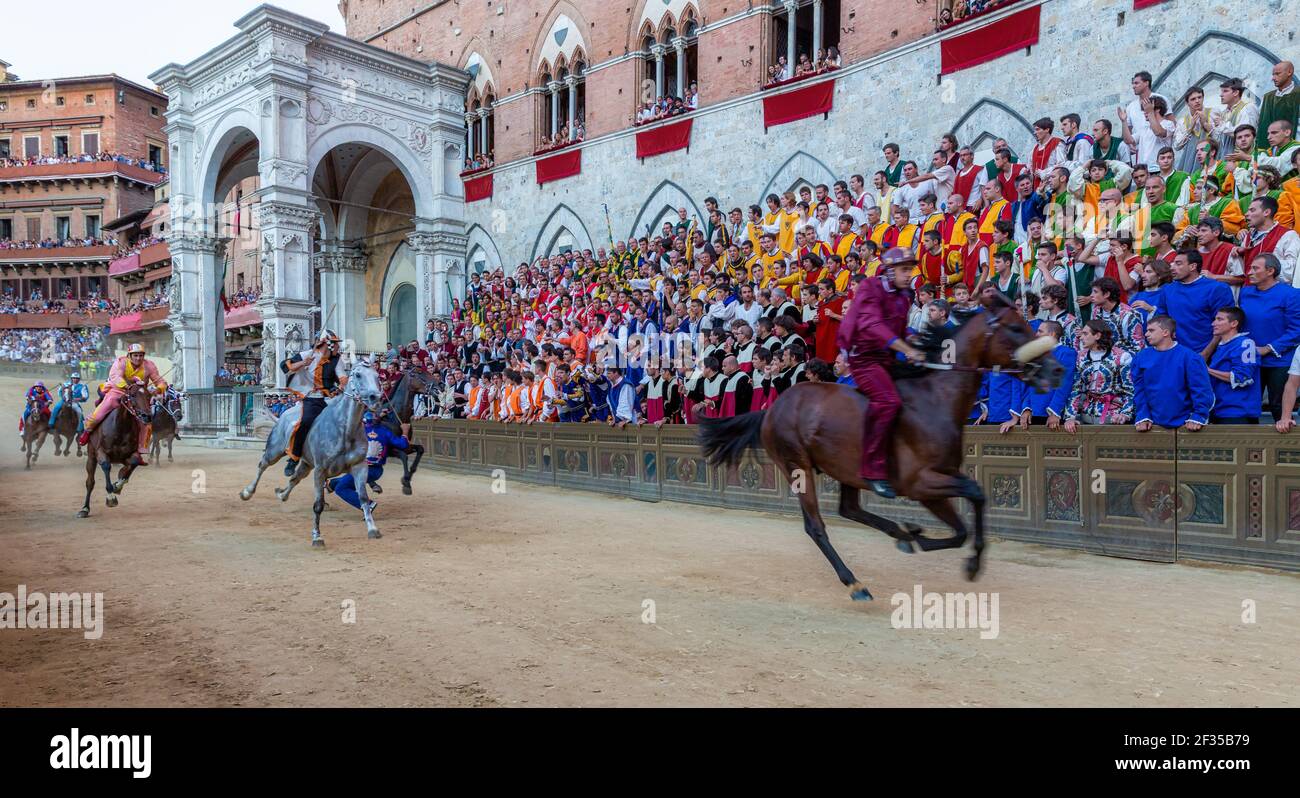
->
3, 1, 347, 87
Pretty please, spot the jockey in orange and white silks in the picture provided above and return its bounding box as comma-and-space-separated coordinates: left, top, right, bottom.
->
79, 343, 168, 460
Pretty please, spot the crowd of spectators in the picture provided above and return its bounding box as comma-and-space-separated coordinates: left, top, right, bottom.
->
0, 236, 117, 250
462, 152, 495, 174
636, 85, 699, 125
0, 289, 117, 315
0, 327, 107, 365
765, 49, 841, 89
537, 120, 587, 153
938, 0, 1018, 30
216, 360, 260, 387
111, 291, 168, 317
0, 151, 166, 174
389, 59, 1300, 432
113, 236, 166, 259
227, 288, 260, 309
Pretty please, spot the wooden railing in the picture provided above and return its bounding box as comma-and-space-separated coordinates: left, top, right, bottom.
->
410, 420, 1300, 573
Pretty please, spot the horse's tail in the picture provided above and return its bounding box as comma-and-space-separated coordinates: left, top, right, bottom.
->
698, 411, 766, 468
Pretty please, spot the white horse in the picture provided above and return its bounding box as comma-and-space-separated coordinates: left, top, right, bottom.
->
239, 361, 385, 547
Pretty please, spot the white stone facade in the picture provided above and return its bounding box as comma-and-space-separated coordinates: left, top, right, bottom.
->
459, 0, 1297, 270
152, 5, 468, 390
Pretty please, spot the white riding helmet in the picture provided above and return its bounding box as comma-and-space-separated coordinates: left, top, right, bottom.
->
70, 372, 81, 380
317, 328, 340, 344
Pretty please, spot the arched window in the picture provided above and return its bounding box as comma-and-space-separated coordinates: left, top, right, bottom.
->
771, 0, 842, 82
639, 11, 699, 116
537, 61, 586, 147
548, 228, 577, 256
464, 93, 495, 170
388, 283, 416, 347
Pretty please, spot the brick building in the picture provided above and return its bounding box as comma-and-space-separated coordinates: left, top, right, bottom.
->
0, 70, 168, 310
342, 0, 929, 165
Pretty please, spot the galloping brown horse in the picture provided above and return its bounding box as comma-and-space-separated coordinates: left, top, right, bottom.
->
77, 382, 154, 518
20, 405, 50, 470
51, 403, 83, 457
699, 291, 1062, 601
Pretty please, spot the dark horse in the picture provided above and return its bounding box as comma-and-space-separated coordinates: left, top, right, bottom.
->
699, 292, 1063, 601
51, 402, 83, 458
78, 383, 154, 518
149, 388, 184, 464
20, 403, 50, 470
377, 369, 430, 495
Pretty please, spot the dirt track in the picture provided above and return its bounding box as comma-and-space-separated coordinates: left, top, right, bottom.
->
1, 374, 1298, 707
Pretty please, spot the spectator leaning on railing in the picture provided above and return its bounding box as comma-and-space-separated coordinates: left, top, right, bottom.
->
0, 151, 167, 174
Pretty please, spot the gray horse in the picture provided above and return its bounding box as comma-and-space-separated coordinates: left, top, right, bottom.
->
238, 361, 385, 547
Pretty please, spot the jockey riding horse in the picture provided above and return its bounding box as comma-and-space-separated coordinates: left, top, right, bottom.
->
282, 328, 345, 477
79, 343, 168, 466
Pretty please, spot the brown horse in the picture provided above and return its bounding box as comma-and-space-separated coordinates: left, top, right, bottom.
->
51, 403, 83, 457
78, 383, 154, 518
20, 404, 50, 470
149, 389, 183, 464
699, 292, 1062, 601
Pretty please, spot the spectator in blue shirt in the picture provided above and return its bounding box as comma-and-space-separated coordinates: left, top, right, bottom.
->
1128, 258, 1172, 327
1131, 315, 1214, 431
1009, 320, 1077, 430
1154, 249, 1236, 356
1239, 253, 1300, 422
1204, 307, 1262, 424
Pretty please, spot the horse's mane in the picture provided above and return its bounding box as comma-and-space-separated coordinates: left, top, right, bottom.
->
893, 307, 986, 380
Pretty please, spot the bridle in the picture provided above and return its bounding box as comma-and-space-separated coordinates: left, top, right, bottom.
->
121, 386, 153, 426
919, 304, 1043, 377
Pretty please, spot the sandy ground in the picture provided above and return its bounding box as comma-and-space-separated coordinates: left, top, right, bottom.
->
1, 374, 1298, 707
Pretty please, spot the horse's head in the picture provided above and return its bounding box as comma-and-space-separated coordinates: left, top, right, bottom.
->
974, 291, 1064, 392
344, 360, 385, 412
122, 382, 155, 424
403, 367, 436, 395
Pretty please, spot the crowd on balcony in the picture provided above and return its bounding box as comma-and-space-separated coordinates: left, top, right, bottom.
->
394, 60, 1300, 432
0, 236, 118, 251
111, 291, 168, 317
462, 153, 495, 173
937, 0, 1020, 30
0, 288, 117, 315
537, 121, 587, 153
227, 288, 260, 309
0, 326, 107, 364
765, 49, 841, 89
113, 236, 166, 259
635, 86, 700, 125
0, 152, 167, 174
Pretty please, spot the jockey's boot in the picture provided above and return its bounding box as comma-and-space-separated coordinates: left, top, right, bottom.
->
867, 479, 897, 500
134, 452, 150, 467
77, 429, 91, 447
284, 458, 297, 477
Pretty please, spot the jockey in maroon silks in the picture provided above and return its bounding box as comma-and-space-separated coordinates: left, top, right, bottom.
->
836, 247, 926, 499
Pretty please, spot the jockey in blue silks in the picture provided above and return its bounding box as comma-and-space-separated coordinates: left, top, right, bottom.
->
19, 381, 53, 435
326, 408, 409, 511
50, 372, 91, 433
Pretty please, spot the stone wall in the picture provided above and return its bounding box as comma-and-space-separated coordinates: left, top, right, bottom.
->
452, 0, 1295, 269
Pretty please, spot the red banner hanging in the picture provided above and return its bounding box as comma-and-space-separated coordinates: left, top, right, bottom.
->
762, 80, 835, 130
1133, 0, 1169, 8
464, 173, 493, 203
635, 118, 694, 159
940, 5, 1041, 75
536, 149, 582, 185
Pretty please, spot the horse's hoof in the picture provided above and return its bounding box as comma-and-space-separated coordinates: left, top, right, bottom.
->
106, 496, 118, 508
369, 482, 382, 495
368, 529, 383, 540
239, 489, 252, 501
964, 557, 981, 582
896, 539, 915, 554
401, 483, 412, 496
848, 582, 874, 601
311, 539, 326, 549
76, 509, 89, 519
275, 490, 289, 503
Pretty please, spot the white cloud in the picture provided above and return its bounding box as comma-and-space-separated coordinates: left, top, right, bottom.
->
3, 1, 347, 87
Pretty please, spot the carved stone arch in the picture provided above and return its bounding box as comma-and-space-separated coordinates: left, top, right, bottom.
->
950, 98, 1034, 159
530, 204, 594, 262
1153, 31, 1293, 112
465, 223, 504, 273
628, 0, 701, 52
628, 179, 703, 240
458, 39, 499, 98
759, 151, 838, 206
198, 106, 263, 206
533, 1, 593, 76
305, 123, 434, 224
